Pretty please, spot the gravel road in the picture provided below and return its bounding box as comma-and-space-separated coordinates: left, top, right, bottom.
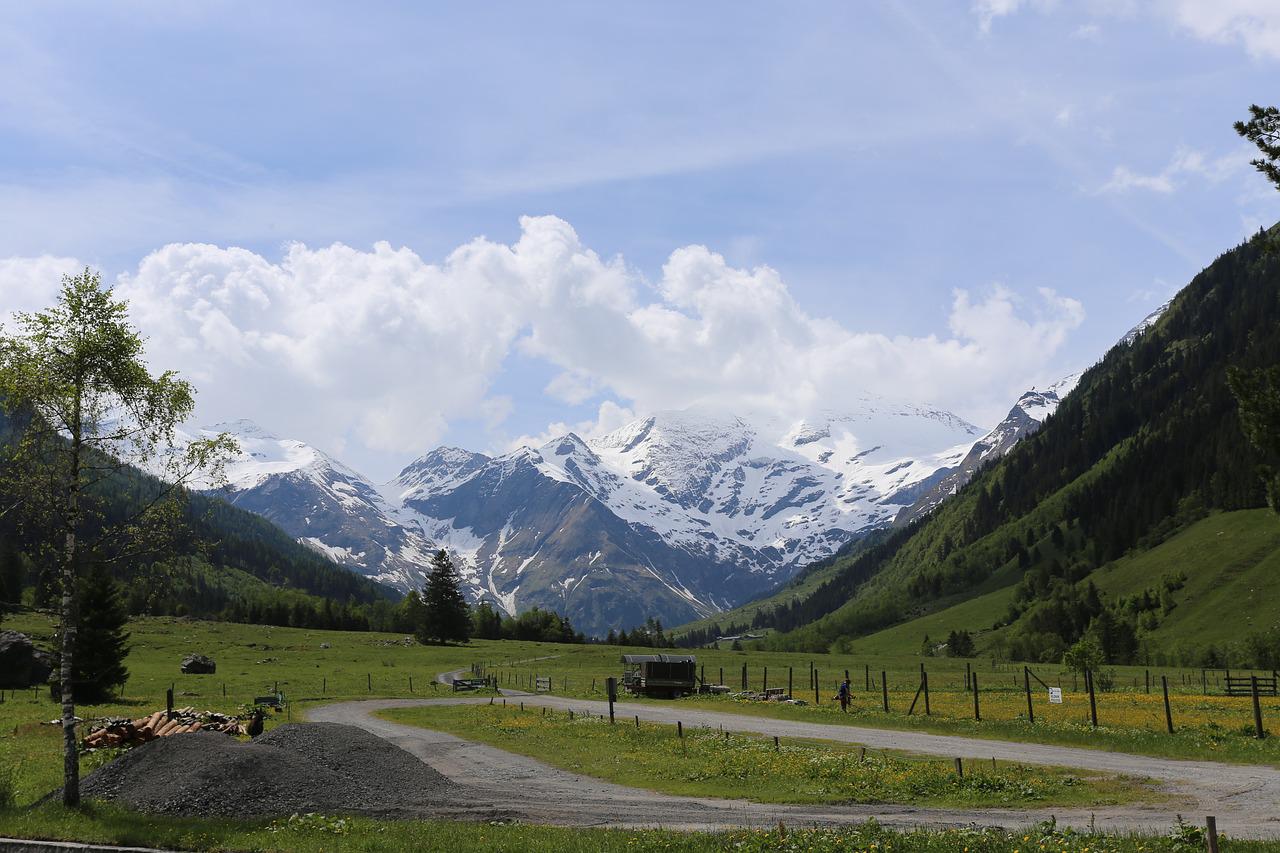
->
308, 695, 1280, 837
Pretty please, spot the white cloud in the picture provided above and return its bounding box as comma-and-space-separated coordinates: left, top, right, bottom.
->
506, 400, 638, 452
1165, 0, 1280, 60
1100, 165, 1176, 194
1098, 146, 1249, 194
972, 0, 1047, 33
0, 255, 85, 326
971, 0, 1280, 60
1, 216, 1086, 476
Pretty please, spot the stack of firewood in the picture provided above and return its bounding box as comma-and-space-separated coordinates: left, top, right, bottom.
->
82, 708, 244, 750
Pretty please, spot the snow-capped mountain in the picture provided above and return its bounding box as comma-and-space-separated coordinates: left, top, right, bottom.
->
1120, 298, 1172, 346
197, 420, 435, 591
893, 373, 1082, 526
201, 400, 984, 635
892, 297, 1173, 527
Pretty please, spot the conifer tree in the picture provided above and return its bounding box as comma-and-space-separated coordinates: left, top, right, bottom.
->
54, 563, 130, 702
1229, 103, 1280, 518
417, 549, 470, 644
470, 601, 502, 639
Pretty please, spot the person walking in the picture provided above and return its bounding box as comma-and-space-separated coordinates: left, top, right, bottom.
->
838, 678, 851, 713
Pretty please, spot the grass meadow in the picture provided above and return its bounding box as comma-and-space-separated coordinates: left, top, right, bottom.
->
1, 611, 1278, 850
378, 702, 1157, 808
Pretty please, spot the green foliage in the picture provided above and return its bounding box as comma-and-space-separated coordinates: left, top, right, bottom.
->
470, 600, 501, 638
945, 629, 975, 657
1235, 103, 1280, 192
417, 550, 471, 644
1062, 636, 1105, 676
52, 564, 131, 703
1228, 364, 1280, 515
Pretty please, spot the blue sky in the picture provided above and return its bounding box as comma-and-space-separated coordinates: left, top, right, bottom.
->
2, 2, 1278, 480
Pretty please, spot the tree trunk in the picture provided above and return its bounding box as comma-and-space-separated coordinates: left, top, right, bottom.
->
59, 526, 78, 806
60, 389, 82, 807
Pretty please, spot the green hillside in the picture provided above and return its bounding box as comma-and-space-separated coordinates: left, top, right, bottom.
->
851, 509, 1280, 662
0, 426, 404, 632
751, 227, 1280, 668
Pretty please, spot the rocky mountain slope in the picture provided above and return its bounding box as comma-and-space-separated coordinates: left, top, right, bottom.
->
893, 373, 1082, 527
202, 400, 989, 635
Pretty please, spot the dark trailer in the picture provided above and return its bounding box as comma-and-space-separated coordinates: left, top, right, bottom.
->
621, 653, 697, 698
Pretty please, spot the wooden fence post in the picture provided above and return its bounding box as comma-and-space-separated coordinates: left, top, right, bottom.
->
763, 666, 768, 693
1023, 667, 1034, 724
814, 668, 819, 704
1145, 669, 1150, 694
1206, 816, 1219, 853
922, 667, 931, 716
1162, 675, 1174, 734
881, 671, 889, 712
741, 663, 747, 691
954, 757, 963, 778
677, 720, 683, 738
972, 672, 980, 721
865, 663, 870, 692
1252, 675, 1265, 739
788, 666, 793, 698
1086, 668, 1098, 728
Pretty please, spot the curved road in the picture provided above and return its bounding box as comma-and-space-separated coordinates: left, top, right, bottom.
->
309, 690, 1280, 838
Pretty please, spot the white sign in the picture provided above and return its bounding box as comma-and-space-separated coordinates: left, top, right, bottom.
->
1048, 687, 1063, 704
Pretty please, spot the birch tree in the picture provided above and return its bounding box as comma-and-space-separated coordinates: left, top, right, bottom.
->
0, 269, 233, 806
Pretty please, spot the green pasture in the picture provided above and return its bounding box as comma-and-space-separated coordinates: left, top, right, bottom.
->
378, 702, 1156, 808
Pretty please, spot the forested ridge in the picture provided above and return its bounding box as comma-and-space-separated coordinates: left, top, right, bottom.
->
0, 420, 404, 631
753, 226, 1280, 665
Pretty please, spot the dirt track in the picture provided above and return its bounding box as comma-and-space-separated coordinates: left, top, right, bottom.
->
309, 692, 1280, 837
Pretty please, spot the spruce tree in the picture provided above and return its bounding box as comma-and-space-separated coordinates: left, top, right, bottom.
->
54, 563, 130, 703
417, 550, 470, 644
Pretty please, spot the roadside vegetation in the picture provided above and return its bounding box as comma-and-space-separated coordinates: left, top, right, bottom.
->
3, 807, 1276, 853
378, 702, 1156, 808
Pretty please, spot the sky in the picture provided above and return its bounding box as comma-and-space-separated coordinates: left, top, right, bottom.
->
1, 1, 1278, 481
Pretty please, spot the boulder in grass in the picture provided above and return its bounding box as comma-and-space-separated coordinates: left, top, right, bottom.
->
0, 630, 52, 688
180, 654, 216, 675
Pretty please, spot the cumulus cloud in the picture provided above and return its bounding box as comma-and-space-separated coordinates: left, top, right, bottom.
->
0, 255, 86, 325
1, 216, 1086, 475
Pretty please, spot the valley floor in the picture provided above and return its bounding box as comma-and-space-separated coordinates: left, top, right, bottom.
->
310, 692, 1280, 838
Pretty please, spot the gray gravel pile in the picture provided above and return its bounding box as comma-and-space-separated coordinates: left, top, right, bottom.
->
80, 722, 455, 818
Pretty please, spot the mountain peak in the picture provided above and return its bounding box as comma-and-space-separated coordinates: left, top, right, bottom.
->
205, 418, 278, 440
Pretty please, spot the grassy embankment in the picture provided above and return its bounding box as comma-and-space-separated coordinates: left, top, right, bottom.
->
378, 702, 1156, 808
3, 806, 1274, 853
